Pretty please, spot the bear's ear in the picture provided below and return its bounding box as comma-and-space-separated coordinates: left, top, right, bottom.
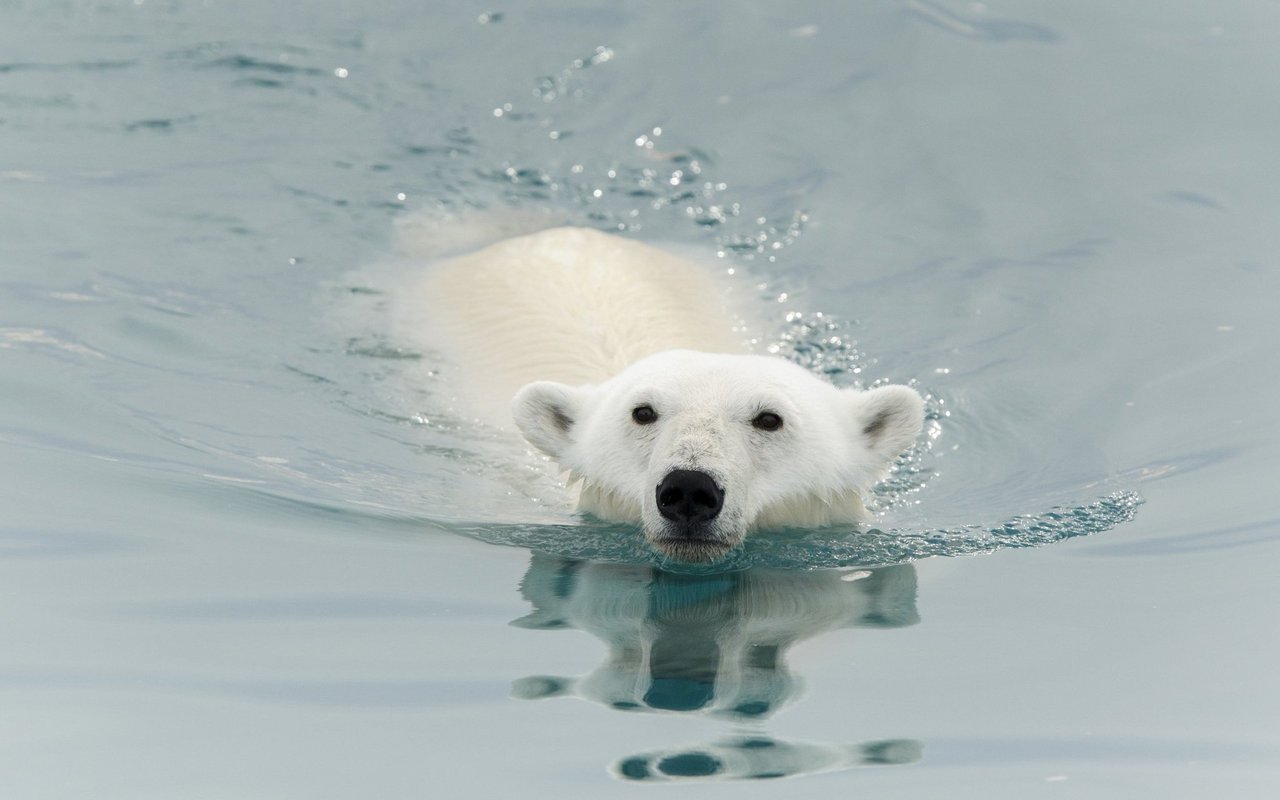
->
849, 385, 925, 463
512, 381, 587, 459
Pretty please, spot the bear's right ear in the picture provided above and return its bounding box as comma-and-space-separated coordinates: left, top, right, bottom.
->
512, 381, 586, 459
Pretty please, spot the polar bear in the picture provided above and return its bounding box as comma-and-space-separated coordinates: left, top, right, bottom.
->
415, 225, 924, 561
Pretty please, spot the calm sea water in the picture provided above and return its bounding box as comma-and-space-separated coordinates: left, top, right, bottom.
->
3, 1, 1279, 797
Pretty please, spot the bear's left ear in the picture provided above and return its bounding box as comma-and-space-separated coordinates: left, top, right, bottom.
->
848, 385, 925, 463
512, 381, 588, 459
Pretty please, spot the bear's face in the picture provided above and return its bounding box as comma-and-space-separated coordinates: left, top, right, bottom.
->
513, 350, 924, 561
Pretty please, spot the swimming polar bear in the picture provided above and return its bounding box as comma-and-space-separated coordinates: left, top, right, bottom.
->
415, 225, 924, 561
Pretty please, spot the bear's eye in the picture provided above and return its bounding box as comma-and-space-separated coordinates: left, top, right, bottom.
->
631, 405, 659, 425
752, 411, 783, 432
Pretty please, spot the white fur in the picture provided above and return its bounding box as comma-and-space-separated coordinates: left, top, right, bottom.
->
416, 225, 924, 559
415, 226, 750, 423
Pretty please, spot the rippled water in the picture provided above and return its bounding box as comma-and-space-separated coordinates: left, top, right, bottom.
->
454, 491, 1144, 573
3, 1, 1279, 797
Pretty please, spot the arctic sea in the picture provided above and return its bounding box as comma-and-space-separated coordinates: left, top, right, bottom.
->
2, 1, 1278, 796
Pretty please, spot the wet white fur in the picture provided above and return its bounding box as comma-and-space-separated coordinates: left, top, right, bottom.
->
416, 226, 746, 423
417, 225, 924, 550
515, 351, 923, 551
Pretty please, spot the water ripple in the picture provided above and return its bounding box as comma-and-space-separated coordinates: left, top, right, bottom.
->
451, 492, 1143, 573
0, 59, 136, 73
204, 54, 326, 77
907, 0, 1061, 43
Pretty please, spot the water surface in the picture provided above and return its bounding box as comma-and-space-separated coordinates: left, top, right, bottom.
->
2, 1, 1279, 797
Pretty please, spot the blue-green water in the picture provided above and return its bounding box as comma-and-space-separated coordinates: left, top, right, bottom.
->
3, 1, 1279, 796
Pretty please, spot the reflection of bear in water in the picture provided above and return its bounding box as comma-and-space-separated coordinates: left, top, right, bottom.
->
614, 735, 923, 783
511, 555, 919, 718
511, 556, 924, 780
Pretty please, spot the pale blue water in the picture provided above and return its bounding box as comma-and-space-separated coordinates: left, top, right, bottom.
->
3, 1, 1279, 797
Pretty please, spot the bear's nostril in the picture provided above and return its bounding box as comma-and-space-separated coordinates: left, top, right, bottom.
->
656, 470, 724, 526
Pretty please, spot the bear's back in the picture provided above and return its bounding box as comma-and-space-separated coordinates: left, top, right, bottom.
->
419, 227, 751, 422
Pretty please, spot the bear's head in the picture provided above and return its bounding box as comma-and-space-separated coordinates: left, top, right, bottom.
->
512, 350, 924, 561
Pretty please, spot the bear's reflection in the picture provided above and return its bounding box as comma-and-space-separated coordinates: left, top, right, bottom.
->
511, 556, 919, 719
613, 735, 923, 782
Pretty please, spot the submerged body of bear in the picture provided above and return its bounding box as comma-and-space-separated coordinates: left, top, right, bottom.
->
418, 226, 924, 561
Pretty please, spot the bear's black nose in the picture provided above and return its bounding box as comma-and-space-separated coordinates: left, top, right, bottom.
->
656, 470, 725, 526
